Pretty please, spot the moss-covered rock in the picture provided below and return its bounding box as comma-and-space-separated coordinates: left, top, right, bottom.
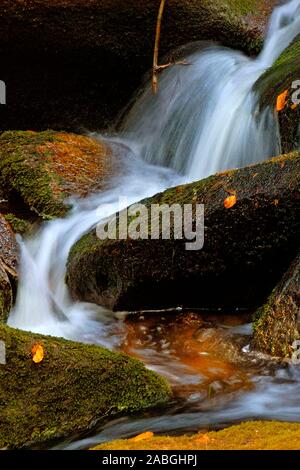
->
92, 421, 300, 450
254, 34, 300, 154
0, 324, 171, 449
3, 214, 32, 236
0, 0, 276, 132
0, 130, 116, 220
253, 250, 300, 357
67, 151, 300, 312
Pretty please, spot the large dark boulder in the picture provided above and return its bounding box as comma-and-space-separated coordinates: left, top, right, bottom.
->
67, 151, 300, 312
0, 0, 277, 132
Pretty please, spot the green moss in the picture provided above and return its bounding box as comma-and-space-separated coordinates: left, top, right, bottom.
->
0, 288, 11, 324
254, 35, 300, 153
92, 421, 300, 450
0, 130, 59, 146
0, 324, 171, 449
0, 265, 13, 323
68, 230, 99, 262
0, 131, 69, 220
225, 0, 258, 16
255, 35, 300, 108
253, 251, 300, 357
252, 288, 278, 354
4, 214, 32, 235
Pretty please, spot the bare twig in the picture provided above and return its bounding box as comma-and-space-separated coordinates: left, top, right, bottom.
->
152, 0, 190, 94
155, 60, 189, 71
152, 0, 167, 94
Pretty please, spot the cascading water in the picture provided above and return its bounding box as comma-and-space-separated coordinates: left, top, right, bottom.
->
8, 158, 181, 342
7, 0, 300, 448
122, 0, 300, 179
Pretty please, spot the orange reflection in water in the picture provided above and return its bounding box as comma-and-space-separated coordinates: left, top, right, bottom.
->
121, 312, 253, 400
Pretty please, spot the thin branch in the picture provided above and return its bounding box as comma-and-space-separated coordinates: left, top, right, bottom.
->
156, 60, 189, 71
152, 0, 167, 94
152, 0, 191, 94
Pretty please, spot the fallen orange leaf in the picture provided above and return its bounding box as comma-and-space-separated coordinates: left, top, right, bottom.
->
131, 432, 154, 442
276, 89, 288, 112
224, 194, 237, 209
31, 343, 44, 363
291, 102, 299, 110
273, 199, 279, 206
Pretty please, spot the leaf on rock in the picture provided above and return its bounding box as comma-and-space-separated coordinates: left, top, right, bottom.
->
131, 432, 154, 442
224, 194, 237, 209
31, 343, 44, 363
276, 90, 288, 112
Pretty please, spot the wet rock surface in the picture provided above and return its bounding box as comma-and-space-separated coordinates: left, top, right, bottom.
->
0, 215, 18, 322
67, 151, 300, 312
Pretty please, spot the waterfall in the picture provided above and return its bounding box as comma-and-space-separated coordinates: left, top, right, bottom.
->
8, 0, 300, 341
8, 159, 180, 342
122, 0, 300, 180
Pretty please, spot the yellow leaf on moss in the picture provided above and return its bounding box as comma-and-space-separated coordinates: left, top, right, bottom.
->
31, 343, 44, 363
131, 432, 154, 442
276, 90, 288, 112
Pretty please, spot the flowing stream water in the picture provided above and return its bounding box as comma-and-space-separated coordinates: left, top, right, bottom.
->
6, 0, 300, 449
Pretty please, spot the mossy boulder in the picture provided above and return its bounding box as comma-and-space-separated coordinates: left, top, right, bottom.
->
253, 250, 300, 357
92, 421, 300, 450
0, 0, 276, 131
0, 324, 171, 449
0, 215, 18, 322
67, 151, 300, 312
0, 130, 117, 221
254, 34, 300, 154
3, 214, 31, 236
